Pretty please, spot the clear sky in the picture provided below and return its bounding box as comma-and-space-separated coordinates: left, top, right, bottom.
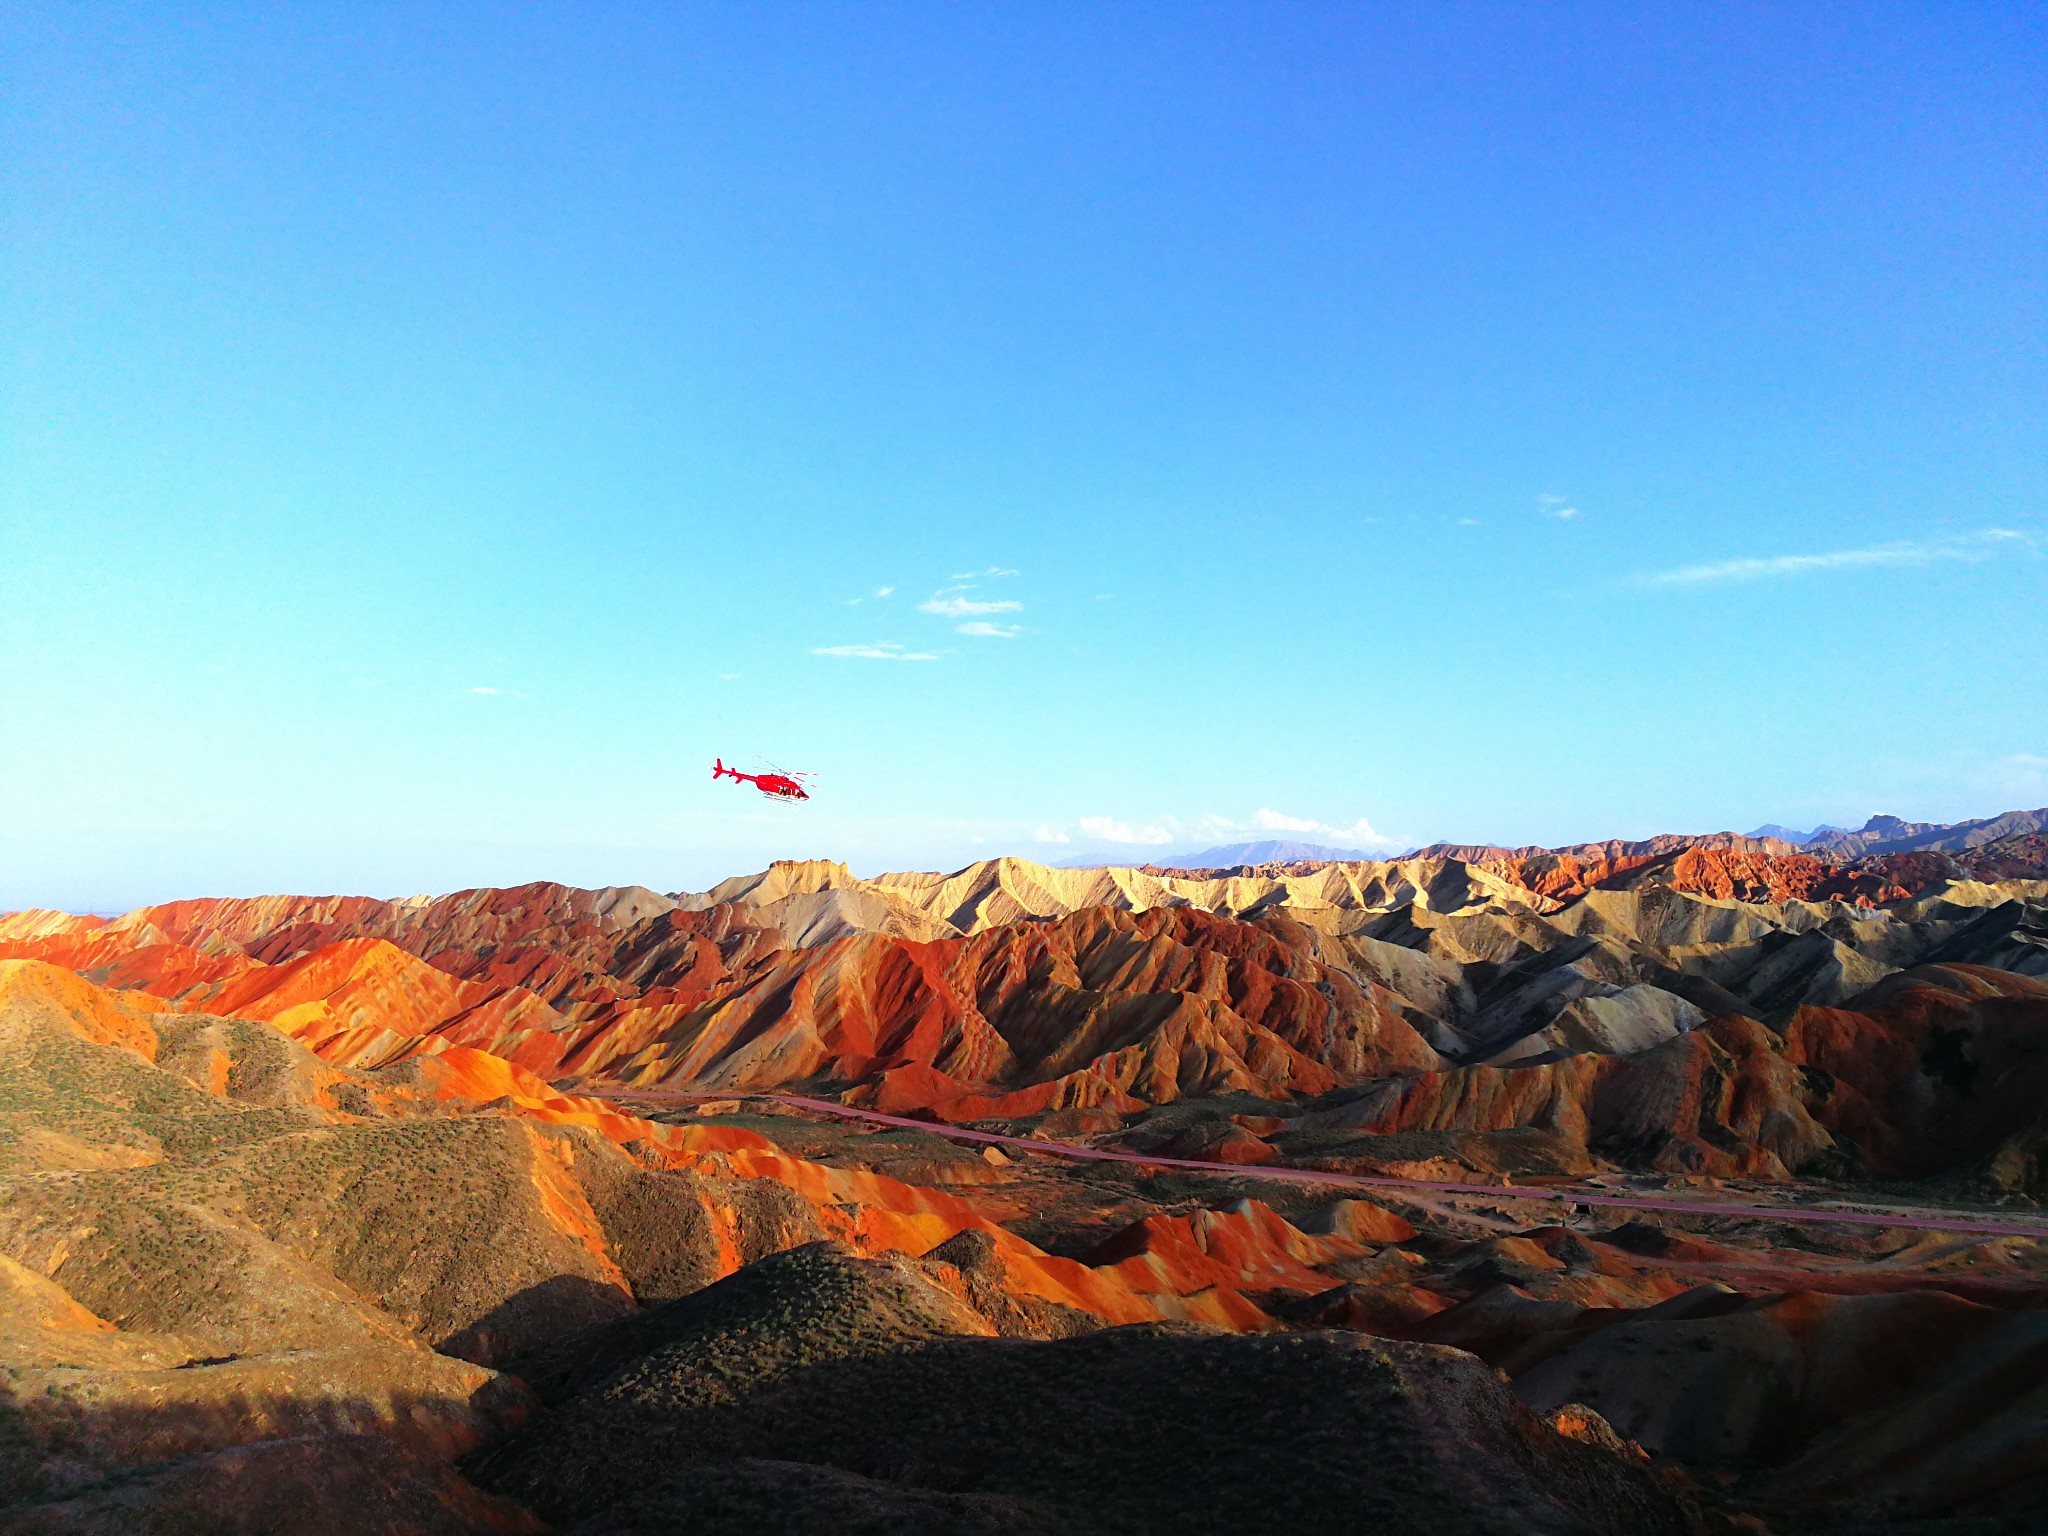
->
4, 4, 2044, 909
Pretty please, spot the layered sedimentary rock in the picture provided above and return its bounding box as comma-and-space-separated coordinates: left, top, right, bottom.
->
2, 957, 1378, 1526
4, 815, 2046, 1534
4, 934, 2044, 1530
6, 833, 2048, 1163
1287, 1012, 1837, 1180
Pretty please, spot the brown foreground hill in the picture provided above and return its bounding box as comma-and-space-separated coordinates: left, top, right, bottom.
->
4, 829, 2048, 1531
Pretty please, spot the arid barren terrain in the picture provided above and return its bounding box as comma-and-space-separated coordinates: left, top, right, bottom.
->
3, 813, 2046, 1533
15, 0, 2045, 1527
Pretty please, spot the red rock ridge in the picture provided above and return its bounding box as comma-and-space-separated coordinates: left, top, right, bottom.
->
0, 902, 1447, 1121
1479, 846, 1912, 906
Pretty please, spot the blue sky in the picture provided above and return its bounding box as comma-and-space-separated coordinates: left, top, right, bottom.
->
4, 4, 2044, 908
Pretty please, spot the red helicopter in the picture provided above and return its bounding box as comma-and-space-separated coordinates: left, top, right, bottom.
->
713, 758, 813, 802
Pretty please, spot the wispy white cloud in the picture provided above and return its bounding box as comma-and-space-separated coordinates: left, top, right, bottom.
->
1033, 823, 1071, 844
955, 620, 1022, 638
1078, 815, 1175, 845
1064, 806, 1400, 852
466, 685, 527, 697
1539, 494, 1580, 521
1185, 807, 1402, 850
873, 585, 895, 598
1246, 807, 1399, 848
950, 566, 1020, 580
810, 642, 942, 661
1246, 808, 1321, 833
920, 595, 1023, 618
1643, 528, 2038, 587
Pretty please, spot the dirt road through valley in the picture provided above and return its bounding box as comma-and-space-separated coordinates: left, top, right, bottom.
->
584, 1086, 2048, 1241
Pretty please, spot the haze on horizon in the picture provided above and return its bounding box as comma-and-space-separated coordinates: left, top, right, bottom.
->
4, 5, 2044, 912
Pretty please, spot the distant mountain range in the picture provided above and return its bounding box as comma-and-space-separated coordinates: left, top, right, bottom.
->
1053, 810, 2048, 874
1745, 824, 1850, 846
1749, 810, 2048, 858
1809, 809, 2048, 857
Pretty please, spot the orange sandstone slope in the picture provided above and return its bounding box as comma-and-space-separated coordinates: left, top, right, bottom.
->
0, 882, 683, 1024
129, 881, 672, 965
130, 881, 675, 1018
196, 937, 574, 1074
1478, 845, 1912, 905
553, 903, 1450, 1118
6, 845, 2045, 1137
1270, 966, 2048, 1188
24, 900, 2047, 1191
0, 918, 582, 1075
0, 956, 1332, 1335
2, 899, 1450, 1119
1782, 962, 2048, 1181
0, 917, 259, 997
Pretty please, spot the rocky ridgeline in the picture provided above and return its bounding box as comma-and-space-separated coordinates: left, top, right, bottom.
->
3, 826, 2046, 1178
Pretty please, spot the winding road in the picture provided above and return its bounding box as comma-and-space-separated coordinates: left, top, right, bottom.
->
586, 1086, 2048, 1241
